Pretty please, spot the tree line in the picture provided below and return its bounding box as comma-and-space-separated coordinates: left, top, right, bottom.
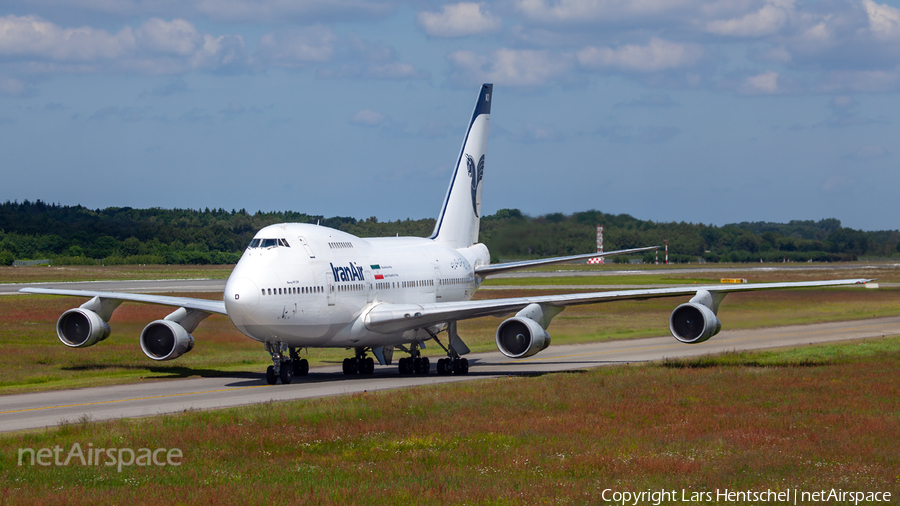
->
0, 200, 897, 266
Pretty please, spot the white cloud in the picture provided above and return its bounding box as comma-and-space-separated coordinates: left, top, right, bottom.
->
863, 0, 900, 40
514, 0, 698, 23
136, 18, 201, 56
417, 3, 501, 37
846, 144, 888, 160
706, 0, 794, 37
821, 174, 855, 194
352, 108, 385, 125
519, 122, 562, 143
0, 14, 134, 61
193, 0, 395, 22
257, 27, 337, 67
448, 48, 573, 86
0, 15, 248, 74
738, 70, 780, 94
577, 38, 703, 72
0, 76, 29, 96
819, 69, 900, 93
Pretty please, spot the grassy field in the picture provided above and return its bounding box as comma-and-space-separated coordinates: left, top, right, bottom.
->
0, 265, 233, 284
1, 337, 898, 504
1, 264, 898, 394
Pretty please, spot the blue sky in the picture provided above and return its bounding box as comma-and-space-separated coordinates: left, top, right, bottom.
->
1, 0, 898, 231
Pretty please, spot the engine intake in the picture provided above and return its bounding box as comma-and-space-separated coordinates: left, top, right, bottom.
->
669, 303, 721, 344
495, 317, 551, 359
140, 320, 195, 361
56, 309, 111, 348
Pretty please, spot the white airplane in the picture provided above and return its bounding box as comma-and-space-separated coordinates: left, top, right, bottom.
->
21, 84, 870, 385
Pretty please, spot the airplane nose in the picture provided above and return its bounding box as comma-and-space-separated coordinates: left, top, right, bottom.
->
224, 276, 260, 317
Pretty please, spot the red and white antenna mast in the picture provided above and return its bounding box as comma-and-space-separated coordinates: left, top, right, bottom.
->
588, 225, 604, 265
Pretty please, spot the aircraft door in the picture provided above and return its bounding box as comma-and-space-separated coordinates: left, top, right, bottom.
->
365, 269, 374, 303
434, 265, 442, 300
326, 271, 335, 306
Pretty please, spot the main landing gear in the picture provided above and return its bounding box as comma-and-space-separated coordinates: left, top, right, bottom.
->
265, 343, 309, 385
396, 338, 469, 376
424, 329, 470, 376
342, 347, 375, 375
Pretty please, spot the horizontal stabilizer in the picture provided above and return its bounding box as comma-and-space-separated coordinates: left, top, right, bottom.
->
475, 246, 658, 277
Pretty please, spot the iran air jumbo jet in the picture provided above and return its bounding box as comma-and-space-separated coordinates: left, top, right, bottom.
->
21, 84, 870, 385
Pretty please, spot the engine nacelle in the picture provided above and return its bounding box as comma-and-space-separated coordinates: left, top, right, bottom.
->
140, 320, 195, 361
56, 309, 111, 348
669, 303, 721, 344
495, 317, 551, 359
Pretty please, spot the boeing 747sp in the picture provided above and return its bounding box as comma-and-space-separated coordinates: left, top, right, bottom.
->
21, 84, 870, 384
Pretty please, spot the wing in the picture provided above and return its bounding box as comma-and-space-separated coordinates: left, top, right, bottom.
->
475, 246, 658, 277
18, 288, 227, 314
364, 278, 871, 334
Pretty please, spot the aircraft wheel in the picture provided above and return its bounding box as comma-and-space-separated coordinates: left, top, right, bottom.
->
266, 366, 277, 385
363, 357, 375, 374
460, 358, 469, 375
398, 357, 411, 375
280, 361, 293, 384
417, 357, 430, 375
293, 359, 309, 376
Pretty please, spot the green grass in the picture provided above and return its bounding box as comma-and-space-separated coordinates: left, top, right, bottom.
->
2, 281, 898, 394
0, 265, 233, 284
1, 337, 898, 504
481, 275, 720, 286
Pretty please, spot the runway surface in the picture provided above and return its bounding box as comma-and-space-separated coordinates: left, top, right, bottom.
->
3, 316, 899, 433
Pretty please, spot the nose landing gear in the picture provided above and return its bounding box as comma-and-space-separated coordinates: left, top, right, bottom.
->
264, 343, 309, 385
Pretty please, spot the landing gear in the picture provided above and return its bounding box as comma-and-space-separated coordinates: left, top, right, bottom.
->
436, 357, 468, 376
396, 342, 431, 375
398, 356, 431, 375
342, 348, 375, 376
423, 327, 469, 376
280, 363, 293, 384
265, 343, 309, 385
290, 347, 309, 376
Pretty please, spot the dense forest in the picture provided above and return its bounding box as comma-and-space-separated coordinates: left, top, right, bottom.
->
0, 200, 897, 266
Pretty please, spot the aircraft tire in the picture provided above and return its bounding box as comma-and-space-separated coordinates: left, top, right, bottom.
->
280, 362, 293, 384
266, 366, 277, 385
293, 359, 309, 376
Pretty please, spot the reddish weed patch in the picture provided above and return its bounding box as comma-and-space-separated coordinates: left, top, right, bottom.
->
2, 338, 899, 504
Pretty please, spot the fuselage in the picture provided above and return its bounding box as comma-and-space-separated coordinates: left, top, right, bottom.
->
223, 223, 490, 349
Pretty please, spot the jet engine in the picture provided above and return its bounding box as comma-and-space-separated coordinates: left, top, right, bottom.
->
495, 316, 551, 359
669, 303, 721, 344
56, 309, 111, 348
140, 320, 195, 361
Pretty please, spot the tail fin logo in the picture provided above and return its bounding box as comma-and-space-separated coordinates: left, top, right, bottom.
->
466, 153, 484, 218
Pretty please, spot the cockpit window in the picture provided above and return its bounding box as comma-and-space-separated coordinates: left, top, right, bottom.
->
249, 238, 290, 249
